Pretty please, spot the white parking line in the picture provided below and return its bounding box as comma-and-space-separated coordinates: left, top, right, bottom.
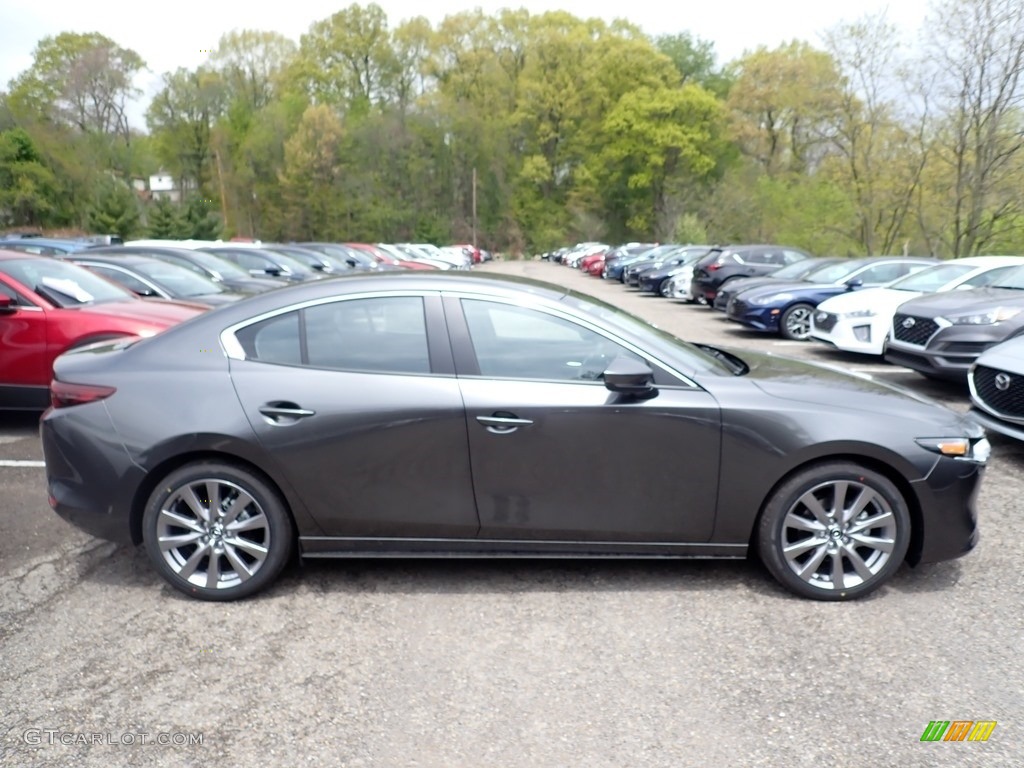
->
0, 460, 46, 467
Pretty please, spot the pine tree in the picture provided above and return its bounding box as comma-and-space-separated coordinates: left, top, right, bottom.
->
146, 197, 189, 238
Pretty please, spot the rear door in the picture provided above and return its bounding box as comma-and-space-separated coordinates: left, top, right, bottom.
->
225, 291, 480, 539
0, 277, 47, 388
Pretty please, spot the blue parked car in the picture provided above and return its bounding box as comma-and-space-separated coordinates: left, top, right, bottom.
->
726, 256, 939, 340
0, 237, 100, 255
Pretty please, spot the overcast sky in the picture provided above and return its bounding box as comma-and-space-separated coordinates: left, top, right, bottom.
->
1, 0, 933, 127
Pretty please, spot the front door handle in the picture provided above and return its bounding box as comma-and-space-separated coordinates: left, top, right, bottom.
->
258, 402, 316, 425
476, 414, 533, 434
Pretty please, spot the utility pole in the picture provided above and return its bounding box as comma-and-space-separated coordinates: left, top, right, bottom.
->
472, 166, 478, 248
213, 149, 229, 231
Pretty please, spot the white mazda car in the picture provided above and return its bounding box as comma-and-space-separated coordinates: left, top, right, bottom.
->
810, 256, 1024, 355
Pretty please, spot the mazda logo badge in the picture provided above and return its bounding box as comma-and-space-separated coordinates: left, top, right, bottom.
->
995, 372, 1012, 391
902, 317, 916, 329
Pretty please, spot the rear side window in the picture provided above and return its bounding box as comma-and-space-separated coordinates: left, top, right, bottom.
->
233, 297, 431, 374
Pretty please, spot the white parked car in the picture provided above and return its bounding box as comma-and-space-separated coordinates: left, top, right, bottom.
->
810, 256, 1024, 355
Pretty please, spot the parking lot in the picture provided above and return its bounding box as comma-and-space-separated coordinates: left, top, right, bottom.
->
1, 258, 1021, 767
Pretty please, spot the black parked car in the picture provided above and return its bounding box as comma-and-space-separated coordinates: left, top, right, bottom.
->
691, 245, 813, 305
636, 247, 714, 295
91, 246, 287, 294
41, 272, 988, 603
201, 247, 324, 282
65, 253, 248, 307
884, 265, 1024, 381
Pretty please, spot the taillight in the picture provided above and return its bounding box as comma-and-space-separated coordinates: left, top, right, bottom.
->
706, 263, 722, 271
50, 380, 117, 409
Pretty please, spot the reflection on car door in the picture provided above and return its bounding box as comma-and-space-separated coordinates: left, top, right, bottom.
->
226, 293, 479, 539
447, 296, 722, 543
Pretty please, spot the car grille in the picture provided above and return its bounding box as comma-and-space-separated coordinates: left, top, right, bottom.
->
893, 314, 939, 346
814, 311, 838, 332
972, 365, 1024, 419
728, 298, 749, 319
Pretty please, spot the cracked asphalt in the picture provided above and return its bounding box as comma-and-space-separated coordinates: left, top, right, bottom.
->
1, 259, 1021, 767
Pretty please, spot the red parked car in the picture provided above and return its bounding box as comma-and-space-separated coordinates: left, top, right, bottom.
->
580, 250, 608, 276
345, 243, 436, 270
0, 251, 207, 410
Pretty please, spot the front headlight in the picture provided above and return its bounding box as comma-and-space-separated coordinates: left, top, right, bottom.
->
915, 436, 991, 463
751, 292, 793, 305
942, 307, 1021, 325
842, 308, 877, 318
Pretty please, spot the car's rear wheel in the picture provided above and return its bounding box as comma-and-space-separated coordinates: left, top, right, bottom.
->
780, 303, 815, 340
142, 462, 293, 601
756, 462, 910, 601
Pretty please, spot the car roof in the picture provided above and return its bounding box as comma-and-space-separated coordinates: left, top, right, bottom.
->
66, 253, 160, 267
0, 237, 95, 250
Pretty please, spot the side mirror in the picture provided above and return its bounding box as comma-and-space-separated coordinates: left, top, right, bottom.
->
603, 357, 658, 399
0, 295, 15, 313
845, 278, 863, 290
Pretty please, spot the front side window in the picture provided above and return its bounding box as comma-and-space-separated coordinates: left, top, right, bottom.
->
86, 265, 157, 296
234, 296, 431, 374
461, 299, 643, 382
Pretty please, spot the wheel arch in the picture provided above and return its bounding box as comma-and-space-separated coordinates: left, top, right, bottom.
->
747, 453, 924, 565
129, 450, 302, 547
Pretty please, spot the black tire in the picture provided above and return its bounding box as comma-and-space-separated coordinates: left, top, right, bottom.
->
142, 461, 294, 601
780, 303, 816, 340
756, 461, 911, 601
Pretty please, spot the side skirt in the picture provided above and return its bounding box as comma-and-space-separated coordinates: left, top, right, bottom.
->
299, 537, 747, 559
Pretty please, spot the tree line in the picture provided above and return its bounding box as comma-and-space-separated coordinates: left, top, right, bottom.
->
1, 0, 1022, 257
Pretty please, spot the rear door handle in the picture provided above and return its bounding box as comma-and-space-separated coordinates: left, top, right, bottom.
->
258, 402, 316, 424
476, 415, 533, 434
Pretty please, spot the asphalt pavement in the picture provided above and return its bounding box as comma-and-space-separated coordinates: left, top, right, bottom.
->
1, 259, 1021, 767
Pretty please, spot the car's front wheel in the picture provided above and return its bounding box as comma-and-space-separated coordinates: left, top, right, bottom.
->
780, 303, 815, 340
142, 461, 294, 601
756, 462, 911, 601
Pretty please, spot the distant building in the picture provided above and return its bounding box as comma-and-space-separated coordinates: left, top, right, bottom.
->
149, 172, 181, 203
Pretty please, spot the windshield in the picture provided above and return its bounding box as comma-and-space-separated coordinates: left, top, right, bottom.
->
887, 263, 976, 292
992, 266, 1024, 289
0, 257, 135, 306
771, 259, 827, 280
561, 288, 739, 376
133, 260, 224, 296
182, 250, 251, 279
806, 260, 865, 284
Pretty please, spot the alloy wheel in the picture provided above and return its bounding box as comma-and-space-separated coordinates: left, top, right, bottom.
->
155, 478, 271, 590
779, 479, 897, 592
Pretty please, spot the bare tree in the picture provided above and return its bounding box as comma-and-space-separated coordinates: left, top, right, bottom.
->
823, 14, 932, 255
922, 0, 1024, 256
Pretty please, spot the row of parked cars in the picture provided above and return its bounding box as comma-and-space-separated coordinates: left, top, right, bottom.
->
0, 236, 483, 410
547, 242, 1024, 443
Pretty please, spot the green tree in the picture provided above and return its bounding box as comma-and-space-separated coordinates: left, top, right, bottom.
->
181, 194, 222, 239
145, 197, 189, 238
598, 85, 726, 239
147, 68, 226, 198
0, 128, 60, 226
278, 105, 345, 239
655, 33, 732, 96
7, 32, 145, 144
87, 177, 141, 238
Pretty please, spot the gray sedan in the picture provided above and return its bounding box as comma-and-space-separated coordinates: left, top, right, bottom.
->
40, 271, 989, 602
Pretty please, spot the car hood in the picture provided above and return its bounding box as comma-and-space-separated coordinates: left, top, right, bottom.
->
223, 276, 287, 293
728, 346, 979, 433
734, 280, 830, 299
185, 292, 247, 306
73, 299, 207, 326
896, 287, 1024, 318
721, 276, 785, 292
974, 335, 1024, 369
816, 287, 924, 314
